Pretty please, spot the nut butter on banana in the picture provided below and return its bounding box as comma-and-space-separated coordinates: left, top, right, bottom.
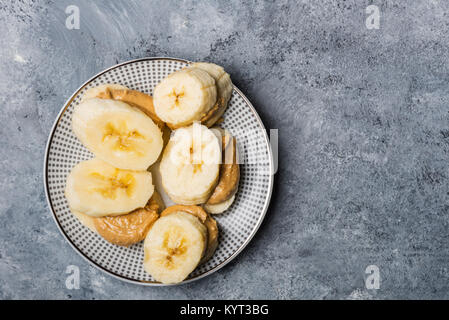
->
143, 210, 207, 284
82, 84, 165, 129
69, 192, 164, 247
160, 205, 218, 264
204, 129, 240, 214
143, 205, 218, 284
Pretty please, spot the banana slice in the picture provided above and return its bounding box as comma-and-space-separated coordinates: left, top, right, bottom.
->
204, 194, 235, 214
159, 123, 221, 205
153, 68, 217, 128
72, 98, 163, 170
189, 62, 233, 127
143, 211, 207, 284
82, 84, 165, 129
65, 158, 154, 217
161, 205, 218, 264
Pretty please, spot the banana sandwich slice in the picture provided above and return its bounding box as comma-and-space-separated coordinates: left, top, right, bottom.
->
69, 187, 165, 246
143, 205, 218, 284
204, 128, 240, 214
72, 97, 163, 171
153, 62, 232, 129
159, 123, 222, 205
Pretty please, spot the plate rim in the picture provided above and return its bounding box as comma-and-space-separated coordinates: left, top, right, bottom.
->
43, 57, 274, 286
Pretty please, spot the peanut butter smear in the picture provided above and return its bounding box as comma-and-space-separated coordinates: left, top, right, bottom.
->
207, 136, 239, 205
94, 194, 161, 247
95, 86, 165, 129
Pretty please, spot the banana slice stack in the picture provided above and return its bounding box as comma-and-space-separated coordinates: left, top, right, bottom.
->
65, 61, 240, 284
153, 62, 233, 129
144, 205, 218, 284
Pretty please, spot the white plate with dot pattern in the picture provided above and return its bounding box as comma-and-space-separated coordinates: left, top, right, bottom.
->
44, 57, 274, 285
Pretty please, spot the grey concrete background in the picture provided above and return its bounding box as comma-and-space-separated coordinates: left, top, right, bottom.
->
1, 0, 449, 299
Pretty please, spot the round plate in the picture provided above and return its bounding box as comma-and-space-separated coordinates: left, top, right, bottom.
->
44, 57, 274, 285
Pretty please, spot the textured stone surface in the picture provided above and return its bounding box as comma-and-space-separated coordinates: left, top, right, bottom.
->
1, 0, 449, 299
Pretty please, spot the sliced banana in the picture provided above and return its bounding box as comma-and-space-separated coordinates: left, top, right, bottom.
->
65, 158, 154, 217
189, 62, 233, 127
153, 68, 217, 128
143, 211, 207, 284
159, 123, 221, 205
160, 205, 219, 264
190, 63, 232, 105
72, 98, 163, 170
203, 194, 235, 214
